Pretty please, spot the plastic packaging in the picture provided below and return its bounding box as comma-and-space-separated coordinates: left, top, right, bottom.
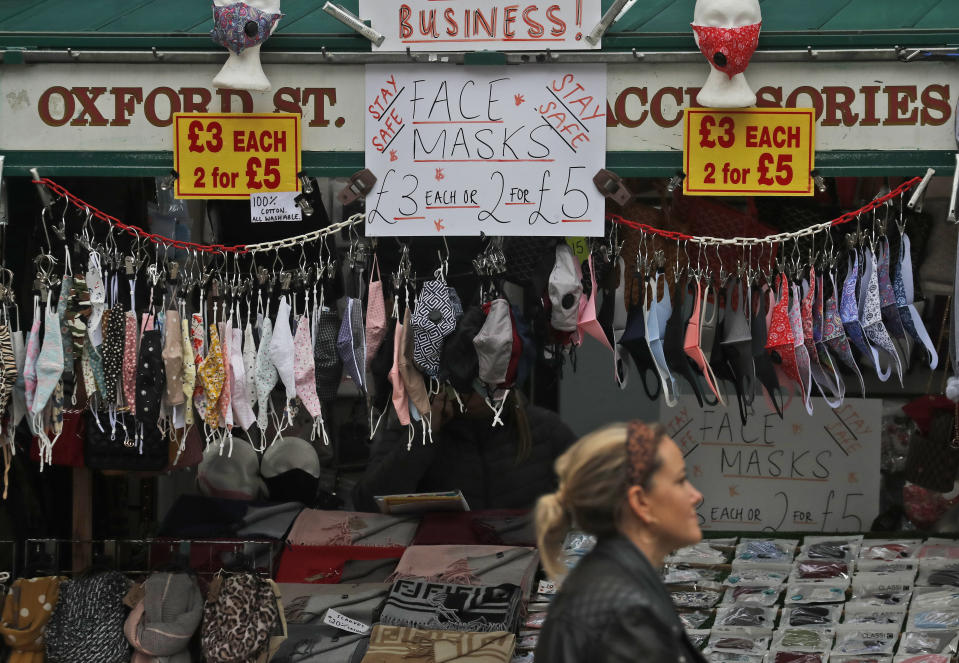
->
783, 604, 844, 628
722, 585, 783, 607
772, 627, 835, 651
515, 633, 539, 650
707, 627, 773, 655
792, 561, 852, 582
786, 582, 850, 605
703, 651, 766, 663
831, 627, 899, 656
668, 539, 737, 566
830, 655, 890, 663
897, 630, 959, 656
918, 539, 959, 560
908, 609, 959, 630
664, 564, 724, 584
769, 651, 830, 663
713, 605, 778, 628
735, 539, 798, 563
561, 531, 596, 557
851, 576, 915, 605
842, 603, 907, 628
799, 536, 864, 562
672, 581, 723, 609
857, 560, 919, 576
860, 541, 922, 561
688, 629, 711, 650
725, 564, 792, 586
912, 588, 959, 609
917, 560, 959, 588
891, 655, 950, 663
523, 612, 546, 629
678, 610, 714, 630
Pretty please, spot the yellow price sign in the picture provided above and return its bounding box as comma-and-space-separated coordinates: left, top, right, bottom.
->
683, 108, 815, 197
173, 113, 301, 199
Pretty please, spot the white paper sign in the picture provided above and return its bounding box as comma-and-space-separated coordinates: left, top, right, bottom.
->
538, 580, 558, 595
250, 192, 302, 223
360, 0, 602, 51
323, 608, 371, 634
664, 397, 881, 533
364, 64, 606, 237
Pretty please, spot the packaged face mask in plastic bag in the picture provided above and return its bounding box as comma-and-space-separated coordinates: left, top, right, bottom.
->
668, 540, 735, 565
791, 561, 852, 582
857, 559, 918, 576
851, 576, 914, 605
688, 629, 710, 650
908, 609, 959, 630
665, 565, 724, 584
918, 540, 959, 560
726, 564, 791, 586
783, 604, 843, 628
799, 536, 864, 562
768, 650, 830, 663
772, 627, 835, 651
912, 588, 959, 609
714, 605, 777, 628
831, 627, 898, 656
736, 539, 798, 563
707, 627, 773, 655
678, 609, 714, 630
891, 654, 950, 663
562, 531, 596, 557
829, 655, 891, 663
897, 630, 959, 656
722, 585, 783, 607
702, 650, 766, 663
672, 583, 723, 609
786, 582, 850, 605
842, 602, 907, 628
918, 560, 959, 588
860, 540, 921, 561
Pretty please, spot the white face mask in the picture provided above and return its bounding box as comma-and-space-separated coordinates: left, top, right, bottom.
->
87, 252, 106, 346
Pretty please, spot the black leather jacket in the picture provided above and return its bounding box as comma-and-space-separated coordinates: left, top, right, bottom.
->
535, 535, 708, 663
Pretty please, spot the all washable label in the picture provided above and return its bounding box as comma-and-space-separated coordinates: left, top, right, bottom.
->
324, 609, 370, 634
173, 112, 301, 199
250, 192, 302, 223
683, 107, 815, 197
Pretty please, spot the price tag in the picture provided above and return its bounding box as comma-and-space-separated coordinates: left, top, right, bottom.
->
173, 113, 301, 199
565, 237, 589, 264
538, 580, 558, 595
683, 108, 815, 197
323, 608, 370, 634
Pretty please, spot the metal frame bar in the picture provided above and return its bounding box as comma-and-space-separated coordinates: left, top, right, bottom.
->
1, 45, 956, 65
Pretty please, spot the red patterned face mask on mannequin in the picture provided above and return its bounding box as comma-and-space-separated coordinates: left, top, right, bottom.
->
691, 22, 762, 79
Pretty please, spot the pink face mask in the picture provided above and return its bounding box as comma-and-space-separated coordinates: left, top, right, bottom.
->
293, 315, 322, 419
366, 256, 388, 372
229, 325, 256, 431
691, 22, 762, 79
576, 255, 613, 352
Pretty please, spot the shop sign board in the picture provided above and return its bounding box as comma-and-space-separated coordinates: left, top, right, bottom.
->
172, 113, 301, 199
664, 396, 881, 533
2, 62, 958, 155
683, 108, 815, 196
359, 0, 602, 51
364, 64, 607, 237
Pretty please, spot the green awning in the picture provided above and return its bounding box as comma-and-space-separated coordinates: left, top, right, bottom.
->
0, 0, 955, 51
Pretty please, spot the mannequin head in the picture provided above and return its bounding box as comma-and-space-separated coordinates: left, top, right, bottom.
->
691, 0, 762, 108
211, 0, 283, 92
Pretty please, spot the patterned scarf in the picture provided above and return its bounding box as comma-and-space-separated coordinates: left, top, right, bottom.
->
386, 546, 539, 598
200, 573, 280, 663
0, 576, 64, 662
45, 571, 131, 663
286, 510, 419, 548
364, 625, 515, 663
380, 580, 522, 633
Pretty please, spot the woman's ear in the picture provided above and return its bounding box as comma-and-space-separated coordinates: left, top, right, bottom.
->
626, 484, 656, 526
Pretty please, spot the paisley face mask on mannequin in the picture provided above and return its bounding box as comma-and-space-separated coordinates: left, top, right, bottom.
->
211, 1, 283, 55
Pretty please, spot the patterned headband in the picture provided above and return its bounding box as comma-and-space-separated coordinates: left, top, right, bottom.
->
626, 421, 661, 487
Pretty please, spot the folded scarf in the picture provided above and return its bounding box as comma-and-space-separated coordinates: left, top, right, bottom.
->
45, 571, 132, 663
124, 572, 203, 663
159, 495, 303, 541
386, 546, 539, 597
0, 576, 64, 663
279, 583, 389, 625
381, 580, 522, 633
411, 511, 534, 547
361, 625, 515, 663
272, 623, 369, 663
276, 545, 403, 585
286, 510, 419, 548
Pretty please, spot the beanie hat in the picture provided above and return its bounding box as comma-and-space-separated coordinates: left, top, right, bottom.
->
0, 575, 64, 659
197, 437, 267, 501
45, 571, 131, 663
260, 436, 321, 504
124, 572, 203, 663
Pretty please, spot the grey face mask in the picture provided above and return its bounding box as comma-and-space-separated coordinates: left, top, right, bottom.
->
473, 299, 513, 389
337, 297, 367, 394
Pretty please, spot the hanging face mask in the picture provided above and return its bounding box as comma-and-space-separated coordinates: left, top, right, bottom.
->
11, 328, 27, 432
102, 308, 126, 406
840, 251, 877, 376
823, 271, 865, 397
366, 257, 388, 372
57, 270, 74, 376
198, 325, 226, 428
577, 255, 613, 353
180, 316, 196, 427
23, 314, 41, 415
337, 297, 367, 394
473, 299, 513, 390
0, 325, 17, 424
877, 239, 908, 353
33, 300, 65, 466
411, 279, 457, 378
162, 309, 185, 406
896, 231, 938, 369
217, 321, 233, 429
230, 326, 256, 431
720, 280, 755, 425
243, 322, 259, 408
788, 282, 814, 415
685, 279, 725, 406
645, 272, 678, 407
135, 329, 166, 427
766, 274, 804, 405
751, 284, 783, 418
860, 247, 903, 385
398, 307, 431, 423
293, 315, 322, 420
270, 298, 297, 403
122, 311, 139, 411
256, 318, 279, 432
314, 307, 343, 402
369, 317, 397, 416
210, 1, 283, 55
691, 22, 762, 79
82, 336, 106, 402
548, 244, 583, 333
801, 271, 842, 409
389, 316, 410, 428
663, 277, 705, 407
86, 252, 106, 346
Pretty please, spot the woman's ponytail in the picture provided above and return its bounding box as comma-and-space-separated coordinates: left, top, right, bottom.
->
534, 492, 572, 580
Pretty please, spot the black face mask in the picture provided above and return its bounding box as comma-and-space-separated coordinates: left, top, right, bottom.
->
369, 318, 397, 412
314, 308, 344, 402
135, 329, 166, 427
750, 284, 784, 419
663, 276, 705, 407
102, 307, 126, 404
618, 303, 660, 402
720, 280, 755, 426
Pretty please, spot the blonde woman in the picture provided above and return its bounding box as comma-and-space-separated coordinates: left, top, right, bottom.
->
534, 421, 706, 663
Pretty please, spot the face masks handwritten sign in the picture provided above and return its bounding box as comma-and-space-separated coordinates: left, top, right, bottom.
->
364, 64, 607, 237
665, 396, 881, 533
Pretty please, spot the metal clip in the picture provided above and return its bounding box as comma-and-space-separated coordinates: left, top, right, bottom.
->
124, 255, 136, 276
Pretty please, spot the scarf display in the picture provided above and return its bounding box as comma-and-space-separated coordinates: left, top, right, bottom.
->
123, 572, 203, 663
276, 544, 404, 585
0, 576, 64, 663
380, 580, 522, 633
361, 625, 515, 663
201, 572, 282, 663
386, 545, 539, 597
411, 510, 535, 547
286, 510, 419, 548
280, 583, 390, 626
45, 570, 131, 663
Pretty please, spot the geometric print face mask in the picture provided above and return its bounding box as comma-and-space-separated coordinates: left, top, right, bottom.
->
410, 279, 457, 379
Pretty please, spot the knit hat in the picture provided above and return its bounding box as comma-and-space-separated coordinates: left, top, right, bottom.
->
197, 437, 267, 501
0, 576, 64, 660
45, 571, 131, 663
124, 572, 203, 663
260, 436, 321, 504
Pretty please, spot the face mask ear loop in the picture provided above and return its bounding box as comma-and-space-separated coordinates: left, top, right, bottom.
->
451, 389, 466, 413
407, 422, 414, 452
370, 403, 388, 441
486, 389, 510, 427
317, 404, 330, 446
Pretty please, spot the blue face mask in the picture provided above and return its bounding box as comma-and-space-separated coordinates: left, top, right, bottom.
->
211, 2, 282, 55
